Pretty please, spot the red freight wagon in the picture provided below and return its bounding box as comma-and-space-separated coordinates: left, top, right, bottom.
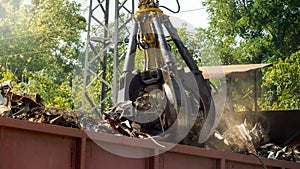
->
1, 117, 299, 169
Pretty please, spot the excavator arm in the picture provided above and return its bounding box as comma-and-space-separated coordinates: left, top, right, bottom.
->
104, 0, 217, 145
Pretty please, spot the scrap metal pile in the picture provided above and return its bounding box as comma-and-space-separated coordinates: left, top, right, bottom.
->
103, 102, 300, 162
0, 81, 299, 162
0, 81, 115, 133
0, 81, 81, 128
206, 119, 269, 154
206, 118, 300, 162
103, 101, 167, 138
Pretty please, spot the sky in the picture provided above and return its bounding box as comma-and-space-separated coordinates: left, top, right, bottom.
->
161, 0, 209, 28
77, 0, 209, 29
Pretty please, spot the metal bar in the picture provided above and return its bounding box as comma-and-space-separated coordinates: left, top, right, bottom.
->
162, 17, 199, 72
88, 69, 112, 87
88, 43, 111, 65
91, 15, 105, 27
99, 3, 106, 13
84, 92, 101, 118
119, 0, 132, 14
119, 17, 133, 32
254, 70, 258, 121
89, 42, 98, 55
76, 137, 87, 169
87, 95, 111, 114
133, 0, 135, 14
101, 0, 110, 113
121, 5, 132, 14
86, 74, 103, 88
219, 158, 226, 169
113, 0, 120, 104
0, 117, 84, 138
92, 4, 100, 12
162, 13, 216, 144
123, 22, 138, 72
152, 15, 175, 64
119, 0, 128, 10
80, 137, 87, 169
152, 149, 160, 169
82, 0, 94, 113
90, 22, 110, 34
227, 78, 234, 113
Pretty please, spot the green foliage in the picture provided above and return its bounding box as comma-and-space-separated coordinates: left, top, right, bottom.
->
204, 0, 300, 64
204, 0, 300, 110
19, 70, 74, 109
0, 0, 85, 81
168, 25, 221, 67
260, 51, 300, 110
0, 69, 17, 84
0, 0, 86, 109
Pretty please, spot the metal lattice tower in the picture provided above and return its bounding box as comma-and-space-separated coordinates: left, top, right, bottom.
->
82, 0, 135, 118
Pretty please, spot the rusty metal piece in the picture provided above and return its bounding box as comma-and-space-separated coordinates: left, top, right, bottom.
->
50, 114, 63, 124
0, 105, 10, 116
38, 114, 45, 123
209, 119, 269, 154
79, 115, 114, 133
103, 100, 168, 137
103, 101, 167, 148
0, 81, 81, 128
256, 143, 300, 162
292, 144, 300, 162
103, 101, 144, 137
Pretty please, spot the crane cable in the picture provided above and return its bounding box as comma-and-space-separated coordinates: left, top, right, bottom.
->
159, 0, 181, 13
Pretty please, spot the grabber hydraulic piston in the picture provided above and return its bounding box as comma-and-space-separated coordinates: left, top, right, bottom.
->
105, 0, 217, 145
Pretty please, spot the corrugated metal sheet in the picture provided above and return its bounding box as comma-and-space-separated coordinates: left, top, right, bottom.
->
196, 64, 271, 79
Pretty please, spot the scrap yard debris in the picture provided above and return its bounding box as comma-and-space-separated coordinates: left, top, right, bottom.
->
103, 101, 300, 162
103, 101, 166, 148
0, 81, 299, 162
209, 119, 269, 154
257, 143, 300, 162
79, 116, 115, 134
0, 81, 81, 128
0, 80, 116, 132
207, 119, 300, 163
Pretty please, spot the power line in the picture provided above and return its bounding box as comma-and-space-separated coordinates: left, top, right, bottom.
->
0, 32, 52, 41
178, 8, 206, 13
0, 27, 82, 41
166, 8, 206, 15
0, 50, 50, 57
0, 29, 71, 41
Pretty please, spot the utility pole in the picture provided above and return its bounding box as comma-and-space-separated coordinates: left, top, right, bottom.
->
82, 0, 135, 118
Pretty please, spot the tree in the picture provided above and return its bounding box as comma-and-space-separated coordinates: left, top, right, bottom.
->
168, 25, 221, 67
203, 0, 300, 110
0, 0, 86, 109
0, 0, 85, 81
204, 0, 300, 64
260, 51, 300, 110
